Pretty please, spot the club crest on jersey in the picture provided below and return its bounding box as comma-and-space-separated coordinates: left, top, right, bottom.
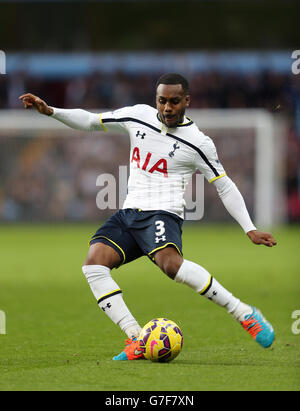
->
136, 130, 146, 139
169, 141, 180, 158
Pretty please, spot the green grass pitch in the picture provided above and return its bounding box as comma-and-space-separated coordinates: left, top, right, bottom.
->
0, 223, 299, 391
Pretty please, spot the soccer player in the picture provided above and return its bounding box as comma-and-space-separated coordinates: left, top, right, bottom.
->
19, 73, 277, 360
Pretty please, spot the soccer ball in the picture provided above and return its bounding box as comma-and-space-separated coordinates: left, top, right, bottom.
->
138, 318, 183, 362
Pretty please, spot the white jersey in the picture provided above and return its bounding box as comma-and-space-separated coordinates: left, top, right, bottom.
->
51, 104, 256, 232
99, 104, 225, 218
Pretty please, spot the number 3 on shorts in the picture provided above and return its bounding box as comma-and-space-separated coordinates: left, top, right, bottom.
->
155, 220, 165, 236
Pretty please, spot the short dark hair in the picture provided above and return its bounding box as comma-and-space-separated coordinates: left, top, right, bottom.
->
156, 73, 189, 95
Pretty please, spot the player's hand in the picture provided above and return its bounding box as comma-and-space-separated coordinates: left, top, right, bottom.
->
247, 230, 277, 247
19, 93, 53, 116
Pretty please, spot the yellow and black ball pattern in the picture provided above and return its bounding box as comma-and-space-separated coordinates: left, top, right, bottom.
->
139, 318, 183, 362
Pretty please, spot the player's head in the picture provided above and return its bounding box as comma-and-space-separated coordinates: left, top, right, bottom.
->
156, 73, 190, 128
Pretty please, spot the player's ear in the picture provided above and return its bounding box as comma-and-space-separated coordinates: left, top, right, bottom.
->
185, 95, 190, 107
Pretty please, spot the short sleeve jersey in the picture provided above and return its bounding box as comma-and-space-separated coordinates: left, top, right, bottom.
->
99, 104, 226, 218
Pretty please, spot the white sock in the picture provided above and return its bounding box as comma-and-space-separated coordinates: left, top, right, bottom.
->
174, 259, 245, 314
231, 301, 253, 322
82, 265, 141, 338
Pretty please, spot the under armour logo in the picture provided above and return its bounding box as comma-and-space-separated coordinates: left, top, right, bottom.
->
169, 142, 180, 157
136, 131, 146, 139
208, 291, 217, 301
155, 235, 166, 243
101, 302, 112, 312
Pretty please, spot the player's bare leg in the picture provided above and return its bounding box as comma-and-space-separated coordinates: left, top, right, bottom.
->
154, 246, 274, 348
84, 242, 121, 269
82, 242, 143, 360
153, 246, 183, 279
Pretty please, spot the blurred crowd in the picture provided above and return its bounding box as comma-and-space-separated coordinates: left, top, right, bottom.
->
0, 69, 299, 222
1, 69, 299, 114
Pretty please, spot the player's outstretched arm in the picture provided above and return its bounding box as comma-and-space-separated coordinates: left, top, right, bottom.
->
195, 138, 277, 248
19, 93, 101, 131
213, 176, 277, 248
19, 93, 53, 116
